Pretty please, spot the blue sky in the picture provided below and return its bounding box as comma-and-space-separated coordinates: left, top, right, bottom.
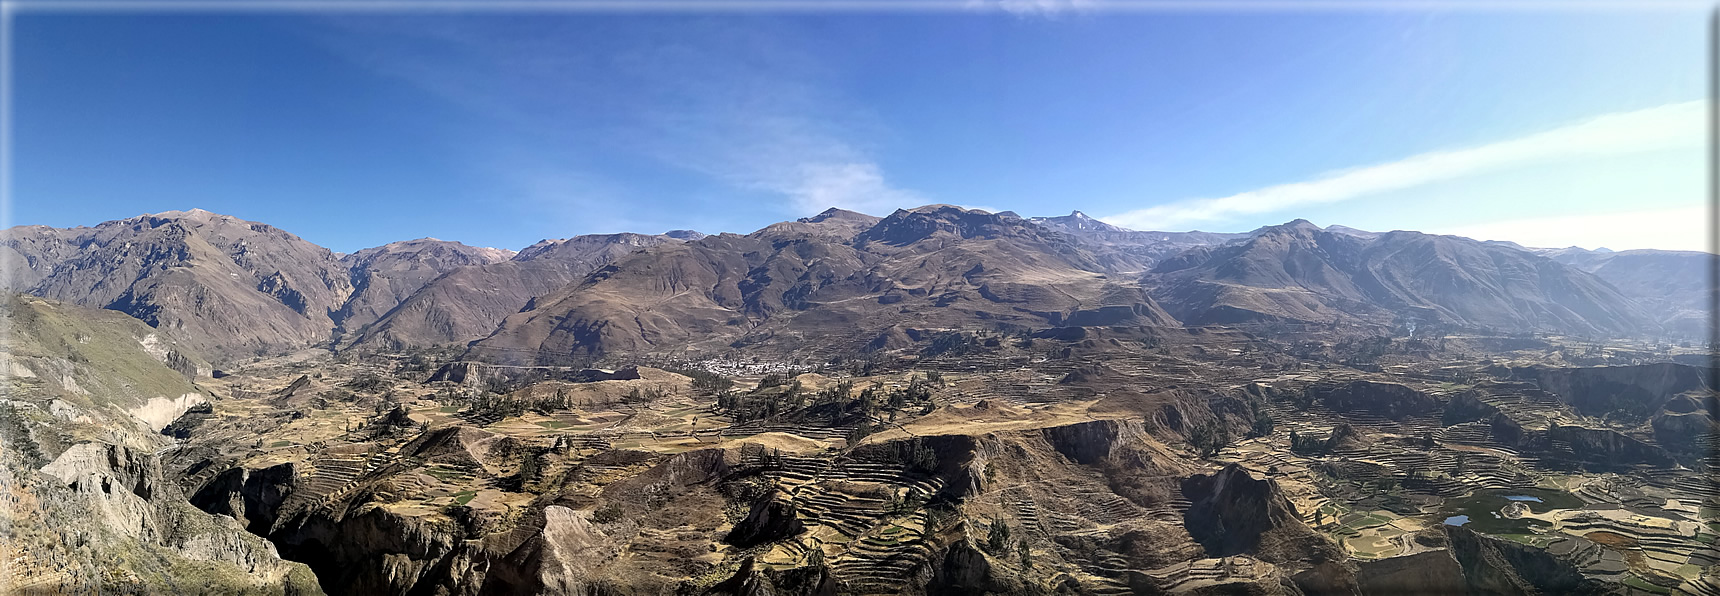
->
11, 6, 1706, 252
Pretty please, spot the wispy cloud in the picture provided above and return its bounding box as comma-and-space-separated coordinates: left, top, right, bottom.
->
490, 165, 653, 235
318, 17, 926, 222
1101, 100, 1704, 231
780, 162, 925, 214
963, 0, 1097, 16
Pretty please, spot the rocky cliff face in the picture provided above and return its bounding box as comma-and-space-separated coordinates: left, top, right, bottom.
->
1652, 392, 1719, 463
1355, 550, 1467, 596
703, 557, 838, 596
1546, 425, 1677, 470
1443, 526, 1621, 595
1180, 464, 1343, 568
1177, 465, 1363, 595
0, 294, 317, 592
268, 502, 483, 596
190, 463, 297, 534
484, 506, 626, 596
927, 535, 1019, 595
725, 490, 807, 548
1511, 363, 1710, 421
16, 442, 323, 594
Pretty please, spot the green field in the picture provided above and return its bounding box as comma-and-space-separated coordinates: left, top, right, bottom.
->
1439, 488, 1582, 535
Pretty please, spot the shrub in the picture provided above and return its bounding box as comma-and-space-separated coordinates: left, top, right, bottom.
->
591, 504, 625, 524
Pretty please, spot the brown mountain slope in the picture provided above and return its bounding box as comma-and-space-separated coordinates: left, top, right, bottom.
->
335, 238, 516, 337
1148, 220, 1384, 326
1029, 210, 1247, 273
468, 205, 1178, 364
1147, 221, 1655, 336
1546, 248, 1710, 338
346, 232, 699, 352
2, 209, 353, 362
1354, 231, 1654, 336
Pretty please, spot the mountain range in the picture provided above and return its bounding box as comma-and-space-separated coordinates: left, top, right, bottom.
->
1, 206, 1696, 366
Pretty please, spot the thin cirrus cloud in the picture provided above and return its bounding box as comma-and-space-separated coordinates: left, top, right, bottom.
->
964, 0, 1097, 16
319, 18, 926, 222
784, 162, 927, 215
631, 101, 926, 216
1100, 99, 1704, 232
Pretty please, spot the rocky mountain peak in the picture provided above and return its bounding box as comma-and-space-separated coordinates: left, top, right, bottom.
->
512, 232, 690, 262
1029, 210, 1134, 234
799, 207, 875, 224
1248, 218, 1323, 237
854, 204, 1037, 248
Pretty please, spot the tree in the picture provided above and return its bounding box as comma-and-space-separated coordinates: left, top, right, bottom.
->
1290, 430, 1329, 455
1251, 409, 1275, 438
1190, 421, 1230, 458
518, 452, 543, 489
902, 440, 939, 474
846, 421, 873, 446
690, 371, 735, 396
986, 516, 1012, 553
1017, 539, 1032, 570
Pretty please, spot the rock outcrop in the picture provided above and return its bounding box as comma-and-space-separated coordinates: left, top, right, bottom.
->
31, 442, 322, 593
189, 462, 297, 534
1546, 425, 1676, 470
1355, 550, 1467, 596
725, 491, 806, 548
1181, 465, 1332, 562
1511, 363, 1710, 420
1443, 526, 1620, 595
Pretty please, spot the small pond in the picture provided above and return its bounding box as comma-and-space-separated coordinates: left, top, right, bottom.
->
1443, 515, 1470, 526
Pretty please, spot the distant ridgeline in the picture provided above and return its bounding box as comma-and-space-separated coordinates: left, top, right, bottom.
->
0, 206, 1701, 365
